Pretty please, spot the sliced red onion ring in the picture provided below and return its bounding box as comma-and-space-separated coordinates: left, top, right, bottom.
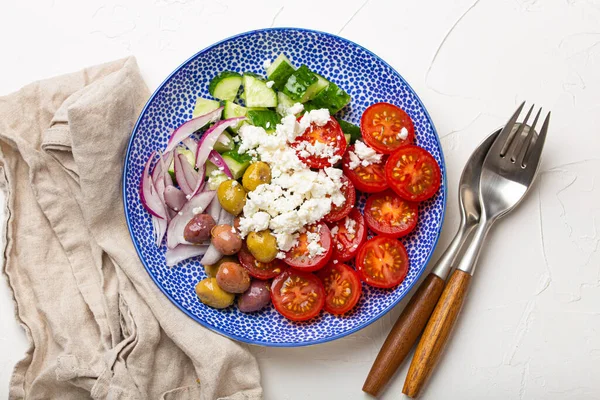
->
165, 107, 223, 153
188, 162, 206, 198
195, 117, 245, 169
200, 244, 223, 266
207, 197, 222, 223
182, 137, 198, 155
178, 153, 200, 195
152, 215, 168, 247
166, 244, 209, 267
140, 151, 167, 219
208, 150, 233, 178
173, 153, 193, 196
153, 151, 174, 187
218, 207, 234, 226
166, 191, 216, 249
164, 185, 187, 211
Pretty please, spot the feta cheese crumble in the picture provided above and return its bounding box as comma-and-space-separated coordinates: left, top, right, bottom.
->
237, 108, 345, 255
306, 230, 326, 258
347, 140, 382, 170
263, 59, 272, 69
266, 80, 275, 88
397, 127, 409, 140
344, 216, 357, 236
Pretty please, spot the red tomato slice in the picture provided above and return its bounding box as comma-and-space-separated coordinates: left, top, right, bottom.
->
356, 236, 409, 289
271, 269, 325, 321
364, 190, 419, 238
323, 175, 356, 223
361, 102, 414, 154
342, 146, 388, 193
329, 208, 367, 262
284, 223, 332, 272
385, 145, 441, 202
293, 117, 346, 168
238, 244, 285, 280
317, 263, 362, 315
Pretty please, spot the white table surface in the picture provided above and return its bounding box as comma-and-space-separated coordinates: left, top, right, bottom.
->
1, 0, 599, 399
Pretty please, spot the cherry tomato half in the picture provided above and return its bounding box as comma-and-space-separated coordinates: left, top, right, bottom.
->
284, 222, 332, 272
342, 145, 388, 193
317, 263, 362, 315
293, 117, 346, 168
329, 208, 367, 262
271, 269, 325, 321
364, 190, 419, 238
356, 236, 409, 289
361, 102, 414, 154
238, 244, 285, 280
385, 145, 441, 202
323, 175, 356, 223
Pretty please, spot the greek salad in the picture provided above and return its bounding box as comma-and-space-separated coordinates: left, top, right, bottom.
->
139, 53, 441, 321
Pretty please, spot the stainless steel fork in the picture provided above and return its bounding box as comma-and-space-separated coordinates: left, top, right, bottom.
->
403, 103, 551, 398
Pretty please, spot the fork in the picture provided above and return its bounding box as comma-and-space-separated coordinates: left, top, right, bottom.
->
402, 102, 551, 397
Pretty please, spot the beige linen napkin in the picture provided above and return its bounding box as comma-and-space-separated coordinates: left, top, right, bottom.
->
0, 57, 262, 400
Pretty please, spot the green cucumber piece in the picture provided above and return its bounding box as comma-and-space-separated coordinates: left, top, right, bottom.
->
223, 100, 247, 133
207, 170, 229, 190
168, 147, 196, 183
282, 65, 317, 102
309, 81, 351, 114
213, 131, 235, 153
221, 148, 252, 180
192, 97, 221, 118
209, 71, 242, 101
276, 92, 296, 116
344, 133, 351, 144
247, 109, 281, 132
266, 54, 295, 91
242, 75, 278, 108
301, 74, 329, 102
337, 119, 361, 144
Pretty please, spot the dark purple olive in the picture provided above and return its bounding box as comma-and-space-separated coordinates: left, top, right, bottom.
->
184, 214, 216, 243
238, 280, 271, 313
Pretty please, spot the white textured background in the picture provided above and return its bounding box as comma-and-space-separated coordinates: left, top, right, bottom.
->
1, 0, 599, 399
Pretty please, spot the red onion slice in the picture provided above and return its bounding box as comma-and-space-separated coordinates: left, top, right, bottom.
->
152, 214, 168, 247
164, 185, 187, 211
207, 197, 222, 223
166, 191, 216, 249
173, 153, 193, 195
182, 137, 198, 155
178, 153, 200, 194
200, 244, 223, 266
140, 151, 167, 219
208, 150, 233, 178
165, 107, 223, 153
195, 117, 245, 169
188, 162, 206, 198
166, 244, 209, 267
153, 151, 174, 187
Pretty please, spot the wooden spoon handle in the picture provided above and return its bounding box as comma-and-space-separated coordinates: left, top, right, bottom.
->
402, 269, 472, 398
362, 273, 445, 397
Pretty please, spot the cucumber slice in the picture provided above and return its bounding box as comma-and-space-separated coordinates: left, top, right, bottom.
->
223, 101, 248, 133
209, 71, 242, 101
213, 131, 235, 153
309, 81, 351, 114
344, 133, 351, 145
337, 119, 361, 144
221, 149, 252, 180
302, 74, 329, 102
276, 92, 296, 116
282, 65, 317, 102
247, 109, 281, 132
205, 160, 218, 177
207, 170, 229, 190
266, 54, 295, 91
192, 97, 221, 118
242, 75, 277, 108
168, 147, 196, 183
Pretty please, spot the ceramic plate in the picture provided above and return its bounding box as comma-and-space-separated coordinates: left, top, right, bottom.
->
123, 28, 446, 346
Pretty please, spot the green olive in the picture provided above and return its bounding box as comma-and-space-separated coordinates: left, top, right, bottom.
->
246, 230, 278, 263
242, 162, 272, 192
195, 277, 234, 309
203, 255, 238, 278
217, 180, 246, 216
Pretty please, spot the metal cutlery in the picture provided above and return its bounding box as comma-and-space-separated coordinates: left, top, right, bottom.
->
402, 103, 550, 397
362, 127, 500, 397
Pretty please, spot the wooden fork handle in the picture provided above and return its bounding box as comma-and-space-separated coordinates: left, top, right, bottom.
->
362, 273, 445, 397
402, 269, 472, 398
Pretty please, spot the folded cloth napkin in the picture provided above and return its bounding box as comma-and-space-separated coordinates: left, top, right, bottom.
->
0, 57, 262, 400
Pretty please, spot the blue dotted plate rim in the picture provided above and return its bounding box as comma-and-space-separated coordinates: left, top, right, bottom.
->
122, 27, 447, 347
